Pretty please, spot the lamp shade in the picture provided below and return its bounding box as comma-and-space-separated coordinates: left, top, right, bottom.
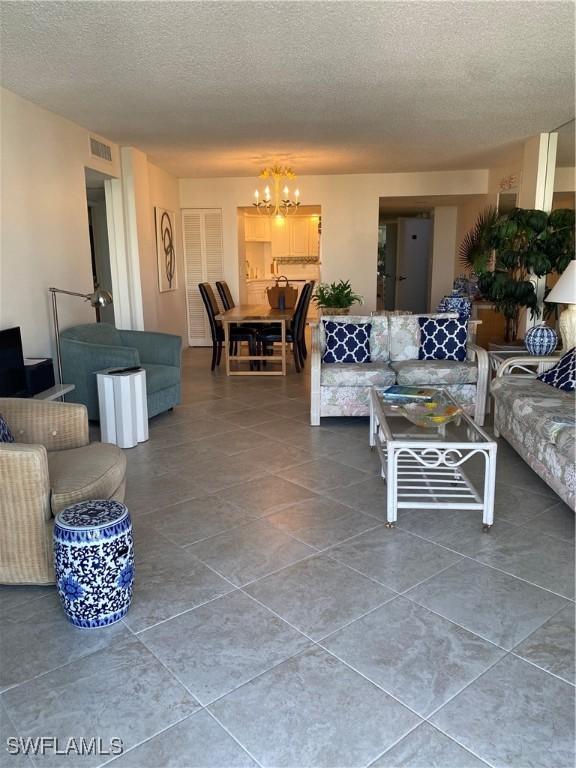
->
547, 260, 576, 304
87, 288, 113, 308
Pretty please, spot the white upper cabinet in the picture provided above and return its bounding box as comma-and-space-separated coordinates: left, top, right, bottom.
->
270, 219, 290, 259
289, 218, 310, 256
308, 217, 320, 257
245, 216, 271, 242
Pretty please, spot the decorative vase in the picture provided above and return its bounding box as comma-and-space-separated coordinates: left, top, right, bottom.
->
54, 500, 134, 628
524, 324, 558, 356
437, 290, 471, 320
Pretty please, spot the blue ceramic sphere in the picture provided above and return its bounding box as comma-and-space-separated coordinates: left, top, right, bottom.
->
524, 324, 558, 356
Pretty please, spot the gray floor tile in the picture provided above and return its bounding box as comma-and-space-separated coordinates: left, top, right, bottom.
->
0, 702, 34, 766
123, 470, 200, 515
513, 604, 575, 683
2, 639, 198, 768
327, 526, 462, 592
217, 474, 319, 516
490, 483, 560, 526
396, 508, 518, 556
184, 453, 274, 495
140, 591, 311, 705
371, 722, 488, 767
0, 584, 53, 613
110, 710, 258, 767
224, 408, 279, 427
332, 439, 384, 474
123, 548, 233, 633
145, 494, 256, 546
192, 427, 275, 456
471, 525, 574, 598
266, 496, 381, 549
185, 520, 315, 587
430, 655, 575, 768
245, 554, 395, 640
0, 593, 130, 690
406, 559, 569, 650
209, 646, 420, 768
322, 475, 389, 519
323, 596, 504, 716
278, 457, 369, 492
526, 500, 575, 542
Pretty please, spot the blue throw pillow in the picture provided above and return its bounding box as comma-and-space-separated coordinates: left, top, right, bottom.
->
418, 317, 467, 361
0, 413, 14, 443
537, 347, 575, 392
323, 321, 372, 363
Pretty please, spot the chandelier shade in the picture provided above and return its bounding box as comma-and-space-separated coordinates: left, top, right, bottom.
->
253, 165, 301, 217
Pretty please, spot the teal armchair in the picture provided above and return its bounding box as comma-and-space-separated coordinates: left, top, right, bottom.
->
60, 324, 182, 420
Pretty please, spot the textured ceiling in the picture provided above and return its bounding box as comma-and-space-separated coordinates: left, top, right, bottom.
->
1, 1, 574, 178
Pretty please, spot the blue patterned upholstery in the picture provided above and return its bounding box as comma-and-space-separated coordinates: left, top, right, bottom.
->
323, 321, 371, 364
418, 317, 467, 362
537, 347, 576, 392
0, 413, 14, 443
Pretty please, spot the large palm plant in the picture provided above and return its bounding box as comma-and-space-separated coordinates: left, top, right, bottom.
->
459, 206, 575, 341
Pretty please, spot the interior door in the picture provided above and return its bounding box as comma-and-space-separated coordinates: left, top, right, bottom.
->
182, 208, 224, 346
395, 218, 432, 313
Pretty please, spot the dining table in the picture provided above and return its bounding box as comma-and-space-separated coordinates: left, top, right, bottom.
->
216, 304, 294, 376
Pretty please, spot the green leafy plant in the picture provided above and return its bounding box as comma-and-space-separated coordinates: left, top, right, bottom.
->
459, 206, 575, 341
312, 280, 363, 309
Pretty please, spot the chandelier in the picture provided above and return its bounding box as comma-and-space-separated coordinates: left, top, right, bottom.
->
252, 165, 301, 217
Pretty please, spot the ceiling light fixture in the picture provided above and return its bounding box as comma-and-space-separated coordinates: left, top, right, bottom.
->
253, 165, 301, 217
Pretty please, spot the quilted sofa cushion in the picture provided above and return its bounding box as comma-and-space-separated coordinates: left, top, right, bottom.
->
388, 313, 459, 361
142, 363, 180, 393
321, 362, 396, 387
318, 315, 389, 361
48, 442, 127, 513
491, 377, 576, 447
391, 360, 478, 386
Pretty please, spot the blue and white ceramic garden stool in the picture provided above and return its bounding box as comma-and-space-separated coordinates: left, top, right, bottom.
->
54, 500, 134, 628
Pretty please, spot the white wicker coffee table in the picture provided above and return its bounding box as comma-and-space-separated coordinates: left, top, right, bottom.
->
369, 387, 497, 531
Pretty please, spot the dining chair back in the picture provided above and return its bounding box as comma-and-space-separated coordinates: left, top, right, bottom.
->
216, 281, 235, 311
199, 283, 223, 370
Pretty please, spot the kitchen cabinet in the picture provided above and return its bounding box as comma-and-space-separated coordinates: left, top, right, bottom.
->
246, 279, 274, 304
289, 218, 310, 257
245, 216, 270, 242
269, 216, 320, 259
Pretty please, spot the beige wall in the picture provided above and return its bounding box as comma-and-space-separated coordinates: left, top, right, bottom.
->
121, 148, 187, 343
429, 207, 458, 311
0, 87, 120, 357
179, 170, 489, 313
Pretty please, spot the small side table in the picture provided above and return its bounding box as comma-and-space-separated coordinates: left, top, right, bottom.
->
54, 500, 134, 628
33, 384, 75, 401
96, 368, 149, 449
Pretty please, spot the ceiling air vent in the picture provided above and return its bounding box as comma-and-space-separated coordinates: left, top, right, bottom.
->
89, 137, 112, 162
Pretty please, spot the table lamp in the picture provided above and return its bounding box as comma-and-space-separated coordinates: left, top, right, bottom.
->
49, 286, 113, 383
546, 260, 576, 352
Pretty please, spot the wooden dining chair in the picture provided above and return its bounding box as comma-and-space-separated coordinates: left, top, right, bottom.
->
198, 283, 256, 371
257, 282, 313, 372
216, 281, 235, 311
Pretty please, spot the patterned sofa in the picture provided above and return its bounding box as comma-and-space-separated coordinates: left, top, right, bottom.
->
310, 313, 488, 426
491, 359, 575, 509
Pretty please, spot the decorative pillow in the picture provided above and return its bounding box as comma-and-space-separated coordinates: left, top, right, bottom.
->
418, 317, 467, 362
323, 321, 372, 364
0, 414, 14, 443
537, 347, 576, 392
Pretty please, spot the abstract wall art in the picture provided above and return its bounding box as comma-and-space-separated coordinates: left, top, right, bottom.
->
155, 207, 178, 292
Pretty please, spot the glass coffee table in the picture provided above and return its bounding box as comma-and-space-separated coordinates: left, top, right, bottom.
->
369, 387, 497, 531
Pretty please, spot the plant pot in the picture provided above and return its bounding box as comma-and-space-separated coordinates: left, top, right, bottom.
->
318, 306, 350, 316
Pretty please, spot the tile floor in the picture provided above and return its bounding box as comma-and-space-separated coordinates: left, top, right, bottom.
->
1, 347, 574, 768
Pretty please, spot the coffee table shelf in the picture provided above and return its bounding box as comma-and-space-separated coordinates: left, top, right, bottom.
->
369, 388, 497, 530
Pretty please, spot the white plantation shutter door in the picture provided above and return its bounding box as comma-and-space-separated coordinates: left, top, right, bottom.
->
182, 209, 224, 346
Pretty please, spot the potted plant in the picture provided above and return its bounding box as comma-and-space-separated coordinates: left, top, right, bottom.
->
312, 280, 363, 315
460, 207, 575, 342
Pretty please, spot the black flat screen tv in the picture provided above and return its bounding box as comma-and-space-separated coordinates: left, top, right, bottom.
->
0, 327, 28, 396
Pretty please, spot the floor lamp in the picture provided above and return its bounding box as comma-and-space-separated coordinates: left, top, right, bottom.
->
49, 286, 113, 384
